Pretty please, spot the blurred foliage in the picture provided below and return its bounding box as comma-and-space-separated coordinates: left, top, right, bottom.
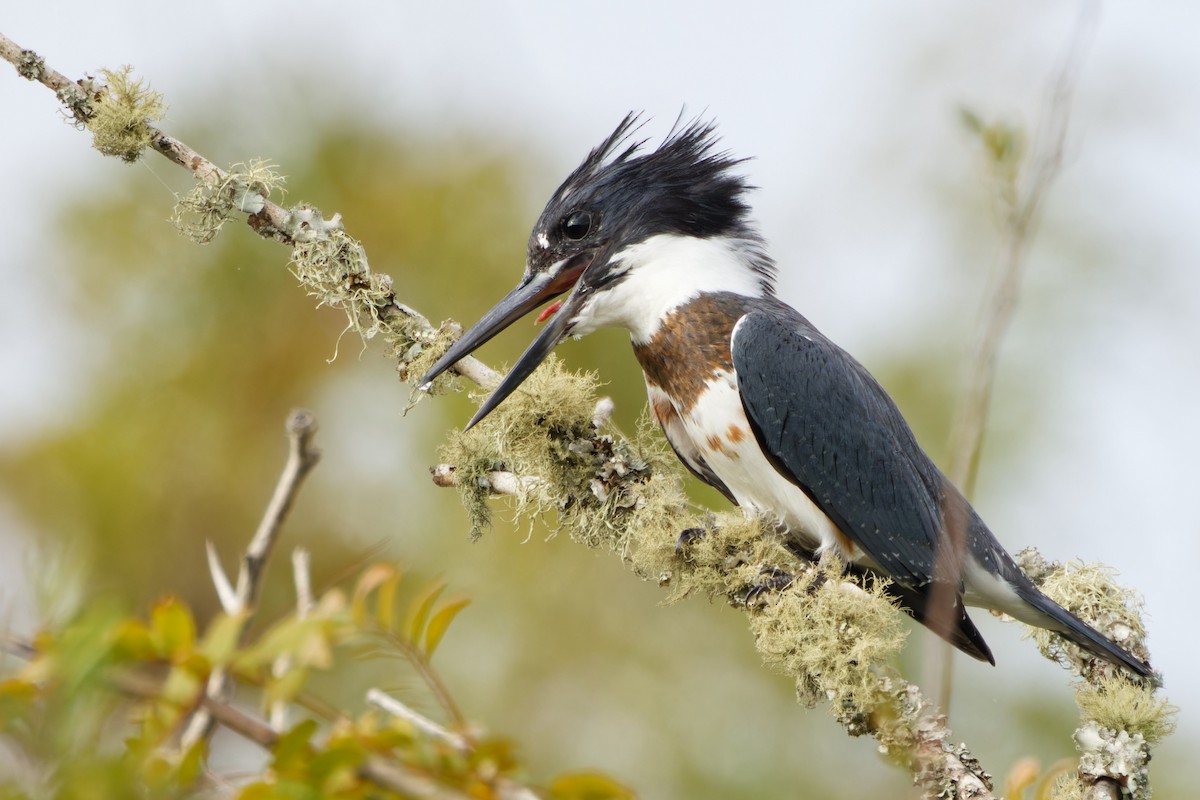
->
0, 559, 630, 798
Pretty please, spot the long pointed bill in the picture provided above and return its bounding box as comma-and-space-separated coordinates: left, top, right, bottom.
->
417, 255, 591, 390
464, 285, 586, 429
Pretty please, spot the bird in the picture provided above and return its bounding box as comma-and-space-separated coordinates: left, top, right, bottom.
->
418, 114, 1153, 679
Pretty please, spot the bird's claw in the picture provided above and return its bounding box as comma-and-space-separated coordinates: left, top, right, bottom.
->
738, 566, 795, 607
675, 526, 708, 557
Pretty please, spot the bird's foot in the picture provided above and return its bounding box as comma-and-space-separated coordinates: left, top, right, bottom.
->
738, 566, 795, 608
674, 526, 708, 558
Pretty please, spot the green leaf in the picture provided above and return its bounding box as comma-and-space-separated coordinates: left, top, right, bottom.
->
352, 563, 400, 627
150, 596, 196, 661
199, 610, 249, 665
235, 616, 333, 673
266, 665, 310, 706
110, 618, 156, 661
423, 596, 471, 657
272, 718, 319, 773
403, 579, 446, 645
159, 664, 202, 707
548, 771, 636, 800
375, 567, 400, 632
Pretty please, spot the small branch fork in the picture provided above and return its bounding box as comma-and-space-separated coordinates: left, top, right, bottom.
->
183, 409, 320, 749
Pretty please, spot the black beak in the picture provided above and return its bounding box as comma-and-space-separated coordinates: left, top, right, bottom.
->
418, 255, 592, 427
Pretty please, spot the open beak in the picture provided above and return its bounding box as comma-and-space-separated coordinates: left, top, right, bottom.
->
417, 254, 592, 427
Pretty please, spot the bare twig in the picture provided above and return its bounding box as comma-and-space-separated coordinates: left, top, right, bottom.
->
268, 547, 314, 731
366, 688, 471, 752
183, 409, 321, 748
430, 464, 540, 495
927, 3, 1100, 712
238, 410, 321, 607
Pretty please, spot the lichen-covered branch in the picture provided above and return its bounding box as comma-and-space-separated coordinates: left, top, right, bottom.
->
1, 30, 496, 393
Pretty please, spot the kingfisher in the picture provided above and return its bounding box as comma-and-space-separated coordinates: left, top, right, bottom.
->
418, 114, 1153, 679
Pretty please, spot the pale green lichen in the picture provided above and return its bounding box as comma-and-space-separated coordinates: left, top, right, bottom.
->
748, 558, 907, 713
393, 320, 464, 396
173, 159, 286, 244
15, 49, 45, 81
438, 355, 673, 543
88, 66, 165, 162
1073, 722, 1151, 799
1074, 675, 1177, 746
290, 221, 393, 344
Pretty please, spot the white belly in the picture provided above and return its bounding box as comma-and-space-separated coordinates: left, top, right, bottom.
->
677, 371, 852, 558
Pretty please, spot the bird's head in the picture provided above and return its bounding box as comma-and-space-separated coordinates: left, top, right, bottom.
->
419, 113, 774, 428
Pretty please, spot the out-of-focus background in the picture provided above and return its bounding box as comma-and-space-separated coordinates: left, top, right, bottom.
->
1, 2, 1195, 797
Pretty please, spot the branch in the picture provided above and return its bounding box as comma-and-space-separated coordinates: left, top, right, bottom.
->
104, 668, 477, 800
183, 409, 320, 749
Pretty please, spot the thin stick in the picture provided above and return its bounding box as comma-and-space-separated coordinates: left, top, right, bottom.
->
366, 688, 471, 752
927, 3, 1099, 713
183, 409, 321, 748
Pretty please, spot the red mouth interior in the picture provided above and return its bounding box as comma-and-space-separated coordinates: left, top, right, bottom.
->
535, 300, 563, 324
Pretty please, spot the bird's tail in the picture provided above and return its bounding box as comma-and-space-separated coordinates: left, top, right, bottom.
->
1008, 573, 1157, 682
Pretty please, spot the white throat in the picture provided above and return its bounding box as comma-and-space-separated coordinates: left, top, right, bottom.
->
567, 233, 770, 343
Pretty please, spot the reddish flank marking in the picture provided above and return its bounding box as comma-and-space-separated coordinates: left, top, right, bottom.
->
832, 525, 859, 559
705, 433, 724, 453
726, 424, 746, 444
651, 393, 677, 425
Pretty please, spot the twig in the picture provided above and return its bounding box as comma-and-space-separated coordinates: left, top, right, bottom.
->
927, 3, 1100, 712
183, 409, 321, 748
107, 669, 472, 800
366, 688, 471, 752
238, 410, 321, 607
429, 464, 540, 495
1, 30, 499, 391
269, 547, 314, 731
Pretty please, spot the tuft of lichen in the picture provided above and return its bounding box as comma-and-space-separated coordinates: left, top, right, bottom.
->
1015, 549, 1150, 681
438, 355, 675, 544
88, 66, 165, 162
1074, 676, 1177, 746
1050, 772, 1084, 800
15, 49, 45, 81
290, 220, 393, 344
173, 159, 285, 244
393, 319, 464, 396
1073, 722, 1151, 800
748, 557, 907, 713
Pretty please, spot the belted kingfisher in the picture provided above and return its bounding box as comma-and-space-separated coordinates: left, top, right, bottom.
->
419, 114, 1153, 679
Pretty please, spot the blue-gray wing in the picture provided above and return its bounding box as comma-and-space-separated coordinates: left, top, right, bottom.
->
731, 308, 949, 590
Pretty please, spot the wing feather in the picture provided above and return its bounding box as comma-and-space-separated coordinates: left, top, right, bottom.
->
732, 309, 949, 589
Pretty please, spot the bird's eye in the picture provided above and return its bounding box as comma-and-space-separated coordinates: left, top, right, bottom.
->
561, 210, 594, 240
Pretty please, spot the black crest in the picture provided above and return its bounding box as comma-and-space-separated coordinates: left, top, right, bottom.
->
548, 113, 758, 242
532, 114, 776, 292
